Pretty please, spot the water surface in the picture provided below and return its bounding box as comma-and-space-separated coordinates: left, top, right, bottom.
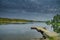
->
0, 23, 53, 40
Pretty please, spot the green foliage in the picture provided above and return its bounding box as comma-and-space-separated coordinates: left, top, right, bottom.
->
46, 14, 60, 33
46, 20, 51, 25
52, 14, 60, 33
49, 37, 54, 40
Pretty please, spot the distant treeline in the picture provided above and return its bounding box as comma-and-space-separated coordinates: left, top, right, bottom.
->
0, 17, 32, 24
0, 17, 45, 24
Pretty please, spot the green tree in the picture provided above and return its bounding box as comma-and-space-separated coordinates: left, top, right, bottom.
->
46, 14, 60, 33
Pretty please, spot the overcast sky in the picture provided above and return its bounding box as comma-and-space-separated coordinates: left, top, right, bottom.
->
0, 0, 60, 21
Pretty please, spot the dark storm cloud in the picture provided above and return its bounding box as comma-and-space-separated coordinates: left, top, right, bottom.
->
0, 0, 60, 13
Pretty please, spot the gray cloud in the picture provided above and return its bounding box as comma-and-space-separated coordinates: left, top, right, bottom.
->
0, 0, 60, 13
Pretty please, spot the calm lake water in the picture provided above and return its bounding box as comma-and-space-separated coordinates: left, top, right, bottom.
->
0, 23, 53, 40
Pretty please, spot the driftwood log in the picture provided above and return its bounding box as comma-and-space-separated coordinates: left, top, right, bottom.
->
31, 27, 59, 40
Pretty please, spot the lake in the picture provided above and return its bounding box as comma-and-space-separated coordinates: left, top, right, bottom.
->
0, 23, 53, 40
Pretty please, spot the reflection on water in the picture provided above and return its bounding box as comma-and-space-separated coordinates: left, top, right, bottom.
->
0, 23, 53, 40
